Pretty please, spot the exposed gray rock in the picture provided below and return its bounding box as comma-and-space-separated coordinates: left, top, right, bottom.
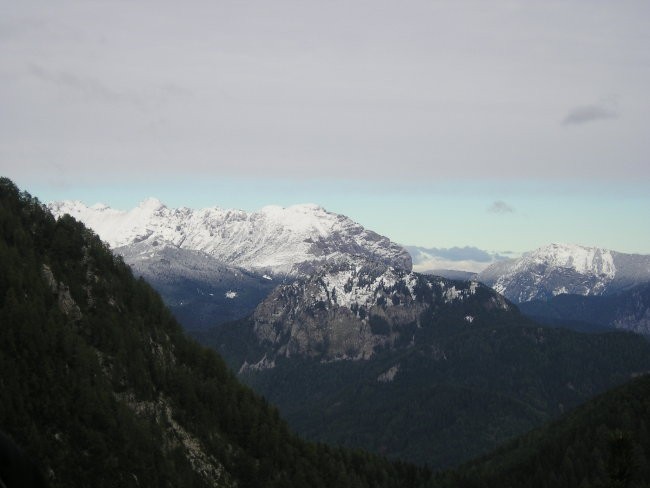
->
42, 264, 82, 321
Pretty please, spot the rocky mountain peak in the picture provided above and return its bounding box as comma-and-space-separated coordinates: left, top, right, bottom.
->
49, 200, 412, 277
244, 262, 510, 363
478, 243, 650, 303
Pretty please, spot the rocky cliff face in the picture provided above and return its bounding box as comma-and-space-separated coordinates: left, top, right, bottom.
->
230, 261, 512, 366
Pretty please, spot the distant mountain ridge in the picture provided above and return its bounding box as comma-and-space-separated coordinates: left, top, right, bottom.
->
49, 199, 413, 328
477, 243, 650, 303
49, 199, 411, 277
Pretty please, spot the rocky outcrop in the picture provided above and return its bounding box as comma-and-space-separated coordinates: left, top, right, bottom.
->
236, 261, 510, 363
42, 264, 82, 321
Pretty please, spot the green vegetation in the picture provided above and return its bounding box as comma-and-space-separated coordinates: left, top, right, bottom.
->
0, 177, 433, 487
442, 374, 650, 487
202, 290, 650, 470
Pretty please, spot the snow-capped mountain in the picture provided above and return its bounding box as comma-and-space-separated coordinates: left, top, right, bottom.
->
478, 243, 650, 303
49, 199, 412, 328
49, 199, 411, 276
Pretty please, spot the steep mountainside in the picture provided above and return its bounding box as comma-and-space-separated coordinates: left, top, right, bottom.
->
0, 178, 434, 488
117, 242, 276, 329
443, 374, 650, 488
198, 261, 650, 469
49, 199, 411, 276
478, 243, 650, 303
235, 261, 506, 363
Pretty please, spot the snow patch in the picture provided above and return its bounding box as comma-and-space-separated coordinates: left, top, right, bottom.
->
377, 364, 400, 383
238, 355, 276, 373
553, 286, 568, 296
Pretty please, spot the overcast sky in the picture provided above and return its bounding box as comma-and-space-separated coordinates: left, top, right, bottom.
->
2, 1, 649, 254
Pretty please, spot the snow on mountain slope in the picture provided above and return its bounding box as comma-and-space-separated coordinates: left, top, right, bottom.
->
244, 260, 509, 362
116, 241, 276, 328
48, 199, 412, 276
478, 243, 650, 303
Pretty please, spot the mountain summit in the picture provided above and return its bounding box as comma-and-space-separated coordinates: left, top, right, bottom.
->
49, 200, 411, 276
477, 243, 650, 303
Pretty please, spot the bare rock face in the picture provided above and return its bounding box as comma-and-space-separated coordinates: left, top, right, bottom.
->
42, 264, 82, 321
245, 260, 508, 363
251, 262, 424, 360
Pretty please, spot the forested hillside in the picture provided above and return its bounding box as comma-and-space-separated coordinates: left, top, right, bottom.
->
0, 177, 433, 488
203, 320, 650, 470
442, 374, 650, 487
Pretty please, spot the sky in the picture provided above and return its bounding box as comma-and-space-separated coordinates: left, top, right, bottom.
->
2, 0, 649, 257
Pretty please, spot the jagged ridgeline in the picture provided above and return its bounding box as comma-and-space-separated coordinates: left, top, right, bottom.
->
0, 177, 434, 487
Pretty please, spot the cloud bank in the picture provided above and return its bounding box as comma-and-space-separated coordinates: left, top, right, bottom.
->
405, 245, 510, 273
1, 2, 649, 184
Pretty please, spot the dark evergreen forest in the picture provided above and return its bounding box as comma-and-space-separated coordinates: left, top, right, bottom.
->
0, 177, 432, 487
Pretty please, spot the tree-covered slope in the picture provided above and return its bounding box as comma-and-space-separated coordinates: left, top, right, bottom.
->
520, 283, 650, 336
443, 374, 650, 487
199, 264, 650, 470
0, 177, 433, 488
202, 322, 650, 471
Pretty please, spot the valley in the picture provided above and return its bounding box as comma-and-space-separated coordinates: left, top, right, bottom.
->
48, 191, 650, 473
5, 2, 649, 486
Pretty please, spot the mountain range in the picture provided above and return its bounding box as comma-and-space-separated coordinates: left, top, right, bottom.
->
5, 178, 650, 486
475, 243, 650, 334
48, 199, 411, 329
477, 243, 650, 303
50, 200, 650, 337
48, 199, 411, 276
